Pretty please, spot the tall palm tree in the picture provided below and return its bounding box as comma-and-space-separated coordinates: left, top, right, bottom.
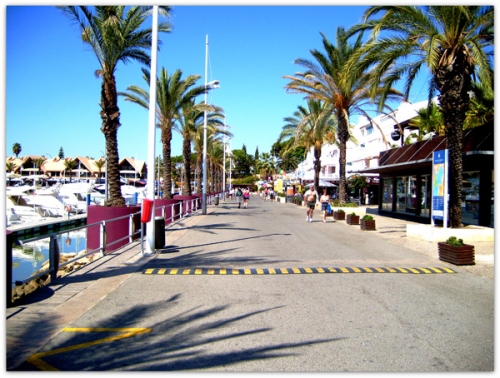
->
255, 152, 276, 180
59, 6, 172, 206
284, 27, 403, 204
279, 99, 337, 190
120, 67, 206, 199
175, 99, 226, 195
33, 158, 46, 175
64, 159, 78, 182
191, 106, 226, 194
12, 143, 21, 158
349, 5, 494, 228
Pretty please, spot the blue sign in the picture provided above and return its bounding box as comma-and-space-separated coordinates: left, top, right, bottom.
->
432, 150, 447, 220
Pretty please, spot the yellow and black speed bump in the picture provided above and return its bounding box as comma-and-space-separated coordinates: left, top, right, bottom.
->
143, 267, 456, 275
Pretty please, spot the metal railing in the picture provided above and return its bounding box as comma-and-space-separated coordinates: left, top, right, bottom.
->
8, 194, 216, 304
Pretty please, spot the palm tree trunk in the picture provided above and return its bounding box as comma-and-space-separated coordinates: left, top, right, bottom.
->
337, 111, 350, 205
182, 137, 192, 196
314, 144, 322, 189
196, 154, 203, 194
436, 57, 471, 228
161, 127, 172, 199
100, 74, 125, 207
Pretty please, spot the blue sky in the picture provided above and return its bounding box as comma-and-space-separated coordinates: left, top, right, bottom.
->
5, 2, 432, 162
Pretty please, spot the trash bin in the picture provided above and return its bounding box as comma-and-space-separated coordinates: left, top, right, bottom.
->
214, 195, 219, 206
155, 216, 165, 249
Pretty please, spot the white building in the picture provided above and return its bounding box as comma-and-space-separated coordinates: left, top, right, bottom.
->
294, 99, 437, 188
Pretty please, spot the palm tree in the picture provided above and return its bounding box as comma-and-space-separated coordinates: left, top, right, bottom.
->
6, 162, 16, 173
255, 152, 276, 180
175, 100, 228, 195
408, 100, 445, 140
284, 27, 403, 204
120, 67, 207, 199
464, 79, 494, 129
349, 5, 494, 228
279, 99, 338, 190
12, 143, 21, 158
33, 158, 46, 175
94, 158, 106, 181
64, 159, 78, 182
58, 6, 172, 206
190, 106, 226, 194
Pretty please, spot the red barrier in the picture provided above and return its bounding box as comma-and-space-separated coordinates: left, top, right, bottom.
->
141, 198, 154, 223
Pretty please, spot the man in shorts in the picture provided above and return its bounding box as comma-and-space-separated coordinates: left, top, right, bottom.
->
236, 187, 243, 208
303, 184, 318, 222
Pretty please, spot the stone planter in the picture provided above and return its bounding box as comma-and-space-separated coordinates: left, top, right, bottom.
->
346, 214, 360, 225
360, 219, 376, 231
333, 211, 345, 221
438, 242, 475, 265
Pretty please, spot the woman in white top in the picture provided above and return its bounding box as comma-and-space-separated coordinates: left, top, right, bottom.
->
320, 188, 331, 223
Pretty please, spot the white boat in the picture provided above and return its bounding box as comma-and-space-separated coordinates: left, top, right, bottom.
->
53, 182, 96, 213
6, 187, 49, 221
23, 187, 84, 217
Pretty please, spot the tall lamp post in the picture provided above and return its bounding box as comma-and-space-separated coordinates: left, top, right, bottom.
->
202, 34, 220, 215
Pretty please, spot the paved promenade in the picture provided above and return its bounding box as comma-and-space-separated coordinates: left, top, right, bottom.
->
5, 195, 494, 371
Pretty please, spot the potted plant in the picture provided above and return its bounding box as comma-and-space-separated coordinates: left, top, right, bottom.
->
346, 212, 360, 225
438, 236, 475, 265
360, 214, 376, 230
333, 208, 345, 221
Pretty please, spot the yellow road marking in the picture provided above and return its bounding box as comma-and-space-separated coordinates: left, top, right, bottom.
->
27, 327, 151, 371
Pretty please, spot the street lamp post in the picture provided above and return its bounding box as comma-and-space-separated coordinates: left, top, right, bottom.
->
202, 34, 220, 215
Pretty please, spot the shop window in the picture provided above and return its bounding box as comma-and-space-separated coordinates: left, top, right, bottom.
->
420, 175, 430, 217
461, 171, 480, 226
382, 178, 393, 211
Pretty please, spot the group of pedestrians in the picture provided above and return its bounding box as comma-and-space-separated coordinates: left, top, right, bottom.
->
234, 187, 250, 209
303, 185, 332, 223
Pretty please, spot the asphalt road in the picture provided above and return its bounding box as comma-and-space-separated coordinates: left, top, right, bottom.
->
12, 195, 494, 372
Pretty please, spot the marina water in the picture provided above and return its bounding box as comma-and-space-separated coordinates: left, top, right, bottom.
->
11, 229, 87, 289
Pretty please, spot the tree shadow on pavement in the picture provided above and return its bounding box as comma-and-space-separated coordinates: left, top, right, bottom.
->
13, 294, 344, 371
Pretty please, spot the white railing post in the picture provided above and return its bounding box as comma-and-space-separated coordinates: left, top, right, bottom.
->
129, 214, 135, 243
100, 221, 106, 257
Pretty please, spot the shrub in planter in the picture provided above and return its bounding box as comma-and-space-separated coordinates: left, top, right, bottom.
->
333, 209, 345, 221
438, 236, 475, 265
346, 212, 360, 225
360, 214, 376, 231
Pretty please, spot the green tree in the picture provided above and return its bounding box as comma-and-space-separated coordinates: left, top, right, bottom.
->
284, 27, 403, 204
232, 145, 254, 179
33, 158, 45, 175
58, 147, 64, 159
12, 143, 21, 158
120, 67, 206, 199
64, 159, 78, 182
6, 162, 16, 173
349, 6, 493, 227
94, 158, 106, 181
59, 5, 172, 206
279, 99, 337, 189
464, 79, 494, 130
176, 99, 227, 195
408, 101, 445, 140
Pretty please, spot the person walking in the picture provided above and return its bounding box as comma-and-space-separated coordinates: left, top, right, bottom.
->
243, 188, 250, 208
303, 184, 318, 222
320, 188, 331, 223
236, 187, 243, 208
